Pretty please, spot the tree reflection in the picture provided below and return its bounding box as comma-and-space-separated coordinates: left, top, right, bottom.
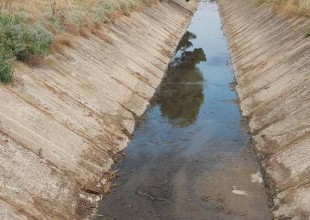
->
155, 31, 206, 127
175, 31, 196, 51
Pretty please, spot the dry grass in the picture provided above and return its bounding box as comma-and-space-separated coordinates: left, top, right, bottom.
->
1, 0, 158, 27
1, 0, 159, 49
254, 0, 310, 17
0, 0, 160, 83
51, 33, 73, 53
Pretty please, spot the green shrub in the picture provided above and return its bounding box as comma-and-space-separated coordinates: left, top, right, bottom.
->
0, 59, 12, 84
0, 14, 52, 83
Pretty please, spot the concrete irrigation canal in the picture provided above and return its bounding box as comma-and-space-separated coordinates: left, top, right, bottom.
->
0, 0, 309, 218
96, 1, 271, 219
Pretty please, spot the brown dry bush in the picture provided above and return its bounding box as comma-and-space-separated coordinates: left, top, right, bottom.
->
255, 0, 310, 17
0, 0, 14, 11
51, 33, 73, 53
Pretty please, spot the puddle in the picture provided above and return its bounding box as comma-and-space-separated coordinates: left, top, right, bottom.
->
96, 1, 271, 219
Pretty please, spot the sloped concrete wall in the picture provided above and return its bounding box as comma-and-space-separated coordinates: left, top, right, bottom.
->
218, 0, 310, 219
0, 0, 197, 219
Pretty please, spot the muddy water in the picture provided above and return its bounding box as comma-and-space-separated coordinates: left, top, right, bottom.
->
96, 1, 271, 219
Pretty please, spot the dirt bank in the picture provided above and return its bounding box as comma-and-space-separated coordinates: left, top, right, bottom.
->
218, 0, 310, 219
0, 0, 197, 218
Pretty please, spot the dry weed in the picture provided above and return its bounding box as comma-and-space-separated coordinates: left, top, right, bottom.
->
51, 33, 73, 53
255, 0, 310, 17
0, 0, 14, 11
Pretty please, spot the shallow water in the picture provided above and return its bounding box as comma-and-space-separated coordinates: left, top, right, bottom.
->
96, 1, 271, 219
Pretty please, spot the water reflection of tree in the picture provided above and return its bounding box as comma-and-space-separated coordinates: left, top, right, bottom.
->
156, 31, 206, 127
175, 31, 196, 51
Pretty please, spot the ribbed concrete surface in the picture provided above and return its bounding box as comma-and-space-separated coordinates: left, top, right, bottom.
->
0, 1, 197, 219
218, 0, 310, 219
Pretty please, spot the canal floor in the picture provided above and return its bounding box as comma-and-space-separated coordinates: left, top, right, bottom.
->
96, 1, 271, 219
